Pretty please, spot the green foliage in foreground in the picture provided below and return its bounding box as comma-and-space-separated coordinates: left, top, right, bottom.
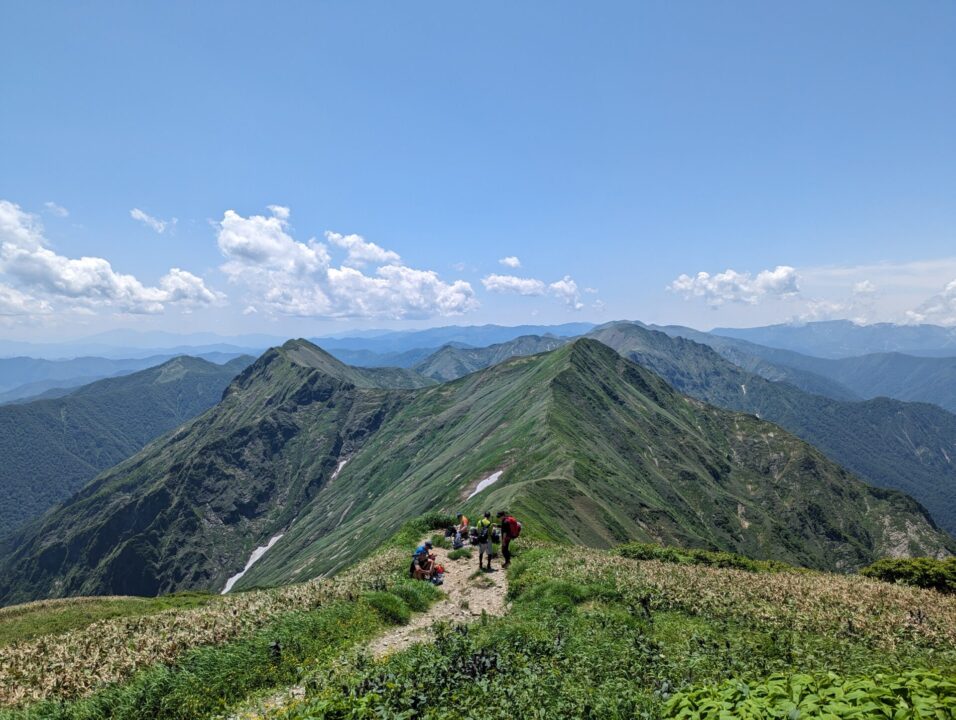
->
0, 593, 216, 647
861, 556, 956, 594
664, 670, 956, 719
615, 542, 797, 574
0, 588, 434, 720
274, 547, 955, 720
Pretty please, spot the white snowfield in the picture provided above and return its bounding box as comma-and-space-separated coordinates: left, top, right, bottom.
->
331, 458, 349, 481
467, 470, 503, 500
221, 534, 284, 594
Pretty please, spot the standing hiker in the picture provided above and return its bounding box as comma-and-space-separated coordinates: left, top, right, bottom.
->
497, 510, 521, 568
475, 511, 494, 571
454, 512, 470, 549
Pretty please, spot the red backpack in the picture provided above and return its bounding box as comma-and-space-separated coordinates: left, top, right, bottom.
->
504, 516, 522, 538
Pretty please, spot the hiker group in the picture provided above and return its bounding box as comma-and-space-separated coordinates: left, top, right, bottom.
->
455, 510, 522, 571
410, 511, 522, 583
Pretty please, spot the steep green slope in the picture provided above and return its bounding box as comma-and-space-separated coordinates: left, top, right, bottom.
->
243, 340, 950, 589
588, 322, 956, 536
0, 355, 253, 540
735, 346, 956, 413
653, 324, 862, 401
0, 342, 419, 605
660, 325, 956, 413
326, 346, 442, 369
3, 339, 949, 605
412, 334, 569, 381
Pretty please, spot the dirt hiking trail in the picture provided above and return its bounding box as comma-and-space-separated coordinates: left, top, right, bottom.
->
368, 542, 508, 657
233, 541, 508, 719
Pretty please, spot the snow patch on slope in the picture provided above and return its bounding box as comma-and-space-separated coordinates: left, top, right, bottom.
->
467, 470, 504, 500
221, 534, 284, 594
331, 458, 349, 481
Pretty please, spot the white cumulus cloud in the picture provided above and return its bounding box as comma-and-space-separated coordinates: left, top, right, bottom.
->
130, 208, 176, 234
482, 272, 586, 309
0, 199, 219, 315
549, 275, 584, 310
482, 274, 547, 296
668, 265, 800, 306
499, 256, 521, 268
43, 201, 69, 218
0, 283, 52, 316
906, 279, 956, 325
216, 207, 477, 319
325, 231, 401, 268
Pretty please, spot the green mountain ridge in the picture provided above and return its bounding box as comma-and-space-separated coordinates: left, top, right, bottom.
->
0, 355, 254, 541
587, 322, 956, 536
1, 338, 950, 605
411, 334, 569, 381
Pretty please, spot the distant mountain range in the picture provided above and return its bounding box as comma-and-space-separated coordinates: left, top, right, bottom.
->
0, 352, 246, 404
653, 325, 956, 414
713, 320, 956, 358
411, 335, 569, 381
0, 338, 949, 605
0, 323, 595, 361
0, 355, 254, 541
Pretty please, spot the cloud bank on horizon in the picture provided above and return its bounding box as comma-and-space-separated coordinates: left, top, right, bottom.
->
669, 260, 956, 326
3, 197, 956, 331
0, 200, 593, 325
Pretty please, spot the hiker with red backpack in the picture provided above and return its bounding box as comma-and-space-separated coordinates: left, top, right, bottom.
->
496, 510, 521, 568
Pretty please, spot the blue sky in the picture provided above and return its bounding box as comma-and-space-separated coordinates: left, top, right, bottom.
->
1, 1, 954, 339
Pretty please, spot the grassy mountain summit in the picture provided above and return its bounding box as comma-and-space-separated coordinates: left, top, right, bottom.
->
587, 322, 956, 536
1, 338, 949, 606
0, 355, 253, 541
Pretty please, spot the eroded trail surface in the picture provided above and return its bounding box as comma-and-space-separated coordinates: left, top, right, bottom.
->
368, 542, 508, 657
235, 542, 508, 719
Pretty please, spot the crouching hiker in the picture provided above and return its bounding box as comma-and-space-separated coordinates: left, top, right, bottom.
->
475, 511, 494, 571
496, 510, 521, 568
410, 540, 435, 581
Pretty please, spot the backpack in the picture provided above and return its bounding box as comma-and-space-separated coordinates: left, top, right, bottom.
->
504, 516, 522, 538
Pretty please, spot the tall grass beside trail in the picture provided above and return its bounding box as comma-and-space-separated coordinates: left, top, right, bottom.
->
1, 515, 452, 714
2, 598, 387, 720
0, 593, 217, 647
271, 545, 956, 720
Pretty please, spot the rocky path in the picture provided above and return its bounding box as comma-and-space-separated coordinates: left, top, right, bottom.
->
232, 540, 508, 719
367, 541, 508, 657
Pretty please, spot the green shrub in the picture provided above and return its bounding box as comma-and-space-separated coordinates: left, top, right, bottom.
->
448, 548, 472, 560
363, 592, 411, 626
389, 580, 440, 612
663, 670, 956, 719
430, 533, 450, 549
615, 542, 795, 573
861, 557, 956, 594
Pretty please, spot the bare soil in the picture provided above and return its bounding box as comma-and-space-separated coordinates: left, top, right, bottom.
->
367, 542, 508, 657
